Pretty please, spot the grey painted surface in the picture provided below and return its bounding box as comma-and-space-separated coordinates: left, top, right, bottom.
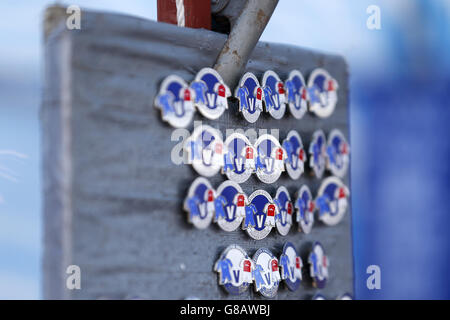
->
42, 6, 352, 300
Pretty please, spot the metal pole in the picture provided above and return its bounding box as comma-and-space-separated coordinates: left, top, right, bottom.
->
213, 0, 279, 88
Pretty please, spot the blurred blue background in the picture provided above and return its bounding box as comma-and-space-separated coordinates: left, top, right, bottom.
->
0, 0, 449, 299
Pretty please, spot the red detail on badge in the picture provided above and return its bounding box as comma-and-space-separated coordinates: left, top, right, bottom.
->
256, 87, 262, 100
338, 187, 346, 199
322, 256, 328, 267
245, 147, 254, 159
298, 148, 305, 161
218, 84, 226, 97
207, 189, 214, 202
287, 202, 293, 215
243, 259, 251, 272
341, 142, 348, 154
214, 143, 223, 155
296, 257, 301, 269
301, 88, 307, 100
327, 79, 335, 91
183, 89, 191, 101
277, 82, 285, 94
267, 204, 276, 217
237, 194, 245, 207
309, 201, 315, 212
276, 148, 284, 160
271, 259, 279, 271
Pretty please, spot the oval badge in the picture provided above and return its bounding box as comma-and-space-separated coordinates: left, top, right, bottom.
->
235, 72, 264, 123
255, 134, 284, 184
274, 186, 293, 236
155, 75, 195, 128
244, 190, 276, 240
185, 125, 224, 177
223, 133, 253, 183
308, 242, 329, 289
316, 176, 350, 226
215, 180, 245, 232
193, 68, 231, 119
309, 130, 327, 178
279, 242, 303, 291
295, 185, 315, 234
307, 68, 339, 118
283, 130, 306, 180
285, 70, 308, 119
262, 70, 287, 119
214, 245, 252, 295
183, 177, 215, 229
326, 129, 350, 177
252, 248, 280, 298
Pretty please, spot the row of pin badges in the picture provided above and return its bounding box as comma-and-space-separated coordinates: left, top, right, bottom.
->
155, 67, 338, 128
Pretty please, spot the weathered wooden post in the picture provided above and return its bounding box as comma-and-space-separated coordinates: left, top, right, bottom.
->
42, 3, 352, 299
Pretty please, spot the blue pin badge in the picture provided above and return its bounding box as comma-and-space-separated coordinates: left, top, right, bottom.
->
326, 129, 350, 177
183, 177, 215, 229
295, 185, 315, 234
215, 180, 246, 232
283, 130, 306, 180
274, 186, 293, 236
193, 68, 230, 120
235, 72, 264, 123
184, 125, 224, 177
307, 68, 339, 118
308, 241, 329, 289
262, 70, 287, 119
255, 134, 285, 184
252, 248, 280, 298
244, 190, 276, 240
223, 133, 253, 183
285, 70, 308, 119
155, 75, 195, 128
316, 176, 350, 226
279, 242, 303, 291
214, 245, 252, 295
309, 130, 327, 178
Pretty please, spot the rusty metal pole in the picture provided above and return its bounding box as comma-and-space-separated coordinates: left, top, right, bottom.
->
213, 0, 279, 88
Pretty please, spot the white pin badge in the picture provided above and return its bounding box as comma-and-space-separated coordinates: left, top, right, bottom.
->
193, 68, 230, 119
155, 75, 195, 128
285, 70, 308, 119
255, 134, 284, 184
185, 125, 224, 177
338, 293, 353, 300
243, 190, 276, 240
316, 176, 350, 226
252, 248, 280, 298
235, 72, 264, 123
215, 180, 245, 232
214, 245, 252, 295
309, 130, 327, 178
326, 129, 350, 177
294, 185, 315, 234
274, 186, 294, 236
183, 177, 215, 229
282, 130, 306, 180
307, 68, 339, 118
262, 70, 287, 119
279, 242, 303, 291
308, 241, 329, 289
223, 133, 253, 183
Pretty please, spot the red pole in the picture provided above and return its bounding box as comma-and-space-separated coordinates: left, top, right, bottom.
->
157, 0, 211, 30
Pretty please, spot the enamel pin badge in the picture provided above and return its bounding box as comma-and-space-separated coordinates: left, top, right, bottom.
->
295, 185, 315, 234
252, 248, 280, 298
262, 70, 287, 119
274, 186, 293, 236
283, 130, 306, 180
235, 72, 264, 123
316, 176, 350, 226
214, 245, 252, 295
307, 68, 339, 118
244, 190, 276, 240
155, 75, 195, 128
279, 242, 303, 291
193, 68, 231, 119
308, 241, 329, 289
285, 70, 308, 119
214, 180, 245, 232
223, 133, 253, 183
183, 177, 215, 229
185, 125, 224, 177
255, 134, 285, 184
326, 129, 350, 177
309, 130, 327, 178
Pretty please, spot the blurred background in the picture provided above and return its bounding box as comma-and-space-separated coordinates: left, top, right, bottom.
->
0, 0, 449, 299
